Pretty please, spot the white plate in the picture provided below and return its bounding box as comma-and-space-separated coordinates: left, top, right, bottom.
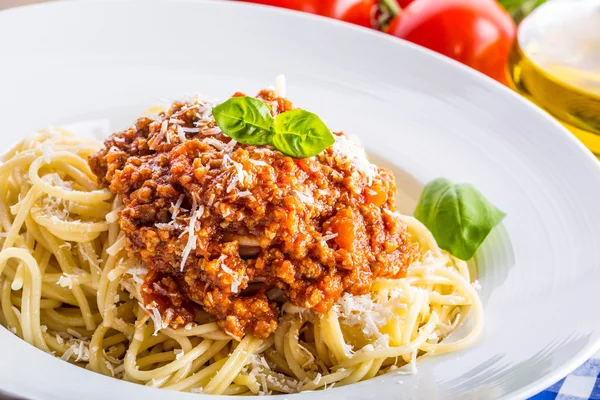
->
1, 1, 600, 399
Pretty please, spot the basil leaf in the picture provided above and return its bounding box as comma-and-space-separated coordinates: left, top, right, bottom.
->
414, 178, 506, 261
272, 109, 335, 158
212, 96, 274, 145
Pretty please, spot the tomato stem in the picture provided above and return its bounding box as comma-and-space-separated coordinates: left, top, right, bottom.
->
375, 0, 401, 31
380, 0, 401, 18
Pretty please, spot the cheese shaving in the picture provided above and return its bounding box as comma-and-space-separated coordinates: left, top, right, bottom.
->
56, 273, 81, 289
292, 190, 313, 205
205, 137, 225, 151
207, 193, 216, 207
156, 194, 185, 230
179, 197, 204, 272
149, 120, 169, 150
333, 293, 393, 338
219, 255, 242, 293
249, 159, 268, 167
154, 223, 177, 229
202, 127, 221, 136
321, 233, 338, 242
225, 138, 237, 153
332, 135, 377, 185
226, 175, 239, 194
237, 191, 252, 198
127, 266, 147, 285
177, 125, 186, 142
174, 349, 185, 360
146, 302, 167, 336
276, 74, 287, 98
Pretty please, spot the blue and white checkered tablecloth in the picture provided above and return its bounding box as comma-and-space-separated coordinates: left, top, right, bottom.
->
530, 351, 600, 400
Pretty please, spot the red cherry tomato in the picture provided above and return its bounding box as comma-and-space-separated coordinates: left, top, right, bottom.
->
240, 0, 377, 28
387, 0, 516, 84
330, 0, 377, 27
395, 0, 415, 7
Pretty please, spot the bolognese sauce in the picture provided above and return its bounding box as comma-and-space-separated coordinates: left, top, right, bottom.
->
89, 90, 418, 339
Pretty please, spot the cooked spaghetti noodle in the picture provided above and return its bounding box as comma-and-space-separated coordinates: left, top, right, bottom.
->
0, 128, 483, 395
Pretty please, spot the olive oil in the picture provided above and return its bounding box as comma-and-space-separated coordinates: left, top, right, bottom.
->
507, 0, 600, 155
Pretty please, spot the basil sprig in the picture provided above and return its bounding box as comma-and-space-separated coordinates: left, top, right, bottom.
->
212, 97, 273, 145
414, 178, 506, 261
212, 96, 334, 158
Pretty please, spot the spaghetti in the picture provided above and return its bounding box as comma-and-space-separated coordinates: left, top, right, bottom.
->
0, 128, 483, 395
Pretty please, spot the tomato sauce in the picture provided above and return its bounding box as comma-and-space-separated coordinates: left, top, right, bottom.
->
89, 90, 418, 339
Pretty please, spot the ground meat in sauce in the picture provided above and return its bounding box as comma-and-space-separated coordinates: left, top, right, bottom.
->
89, 90, 419, 339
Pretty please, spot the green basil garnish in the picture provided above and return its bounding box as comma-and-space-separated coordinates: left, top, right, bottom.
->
273, 109, 335, 158
414, 178, 506, 261
212, 96, 274, 145
212, 96, 334, 158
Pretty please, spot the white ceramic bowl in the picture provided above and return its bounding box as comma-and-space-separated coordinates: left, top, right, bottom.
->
1, 1, 600, 399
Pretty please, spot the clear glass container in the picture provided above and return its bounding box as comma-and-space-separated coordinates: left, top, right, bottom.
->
507, 0, 600, 155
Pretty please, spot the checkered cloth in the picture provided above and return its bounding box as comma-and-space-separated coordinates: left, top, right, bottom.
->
530, 351, 600, 400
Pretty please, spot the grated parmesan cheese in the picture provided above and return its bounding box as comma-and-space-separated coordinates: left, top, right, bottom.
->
237, 191, 252, 198
292, 190, 313, 205
156, 194, 185, 230
154, 223, 177, 230
174, 348, 184, 360
249, 159, 268, 167
59, 333, 91, 363
149, 120, 169, 150
332, 134, 377, 185
205, 137, 225, 151
333, 293, 393, 338
179, 197, 204, 272
57, 273, 83, 289
321, 233, 338, 242
177, 125, 186, 142
247, 354, 272, 395
276, 74, 287, 98
202, 127, 221, 136
60, 346, 75, 361
227, 175, 239, 194
219, 255, 242, 293
396, 351, 418, 375
146, 302, 167, 336
127, 266, 147, 285
171, 194, 184, 220
225, 139, 237, 153
66, 329, 84, 340
207, 193, 216, 207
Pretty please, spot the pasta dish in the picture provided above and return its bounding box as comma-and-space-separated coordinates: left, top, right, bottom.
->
0, 83, 490, 395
